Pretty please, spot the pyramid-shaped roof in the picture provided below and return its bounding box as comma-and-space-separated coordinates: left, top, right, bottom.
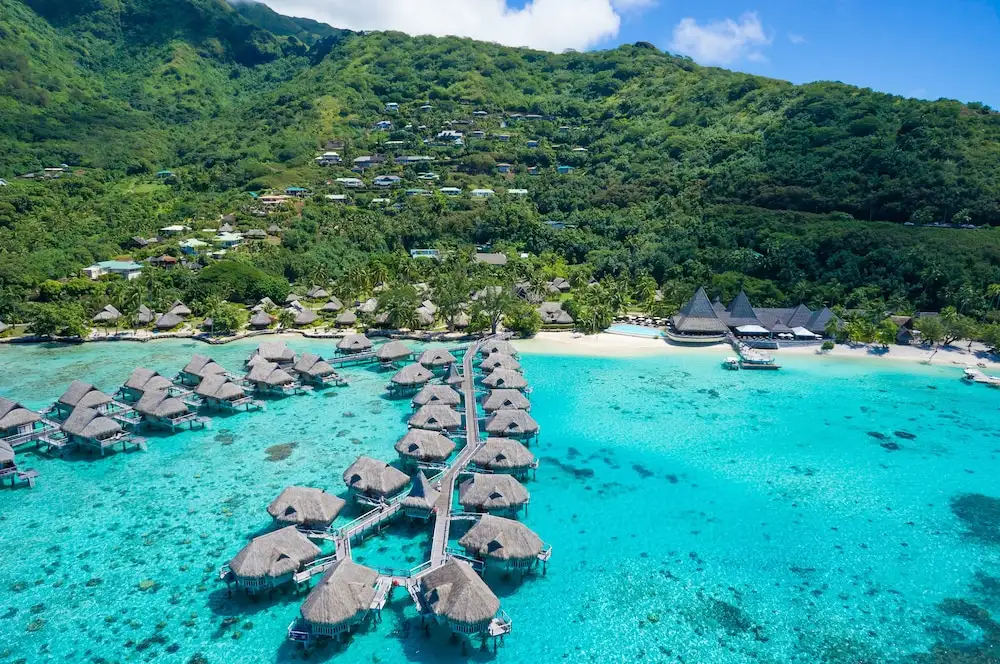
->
723, 290, 761, 326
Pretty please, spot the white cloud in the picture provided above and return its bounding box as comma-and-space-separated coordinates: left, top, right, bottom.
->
250, 0, 656, 52
668, 12, 772, 65
788, 33, 806, 45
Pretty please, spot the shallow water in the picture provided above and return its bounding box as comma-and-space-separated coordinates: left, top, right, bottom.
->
0, 339, 999, 663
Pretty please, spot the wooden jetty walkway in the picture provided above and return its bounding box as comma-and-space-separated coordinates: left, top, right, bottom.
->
726, 331, 780, 370
330, 342, 471, 369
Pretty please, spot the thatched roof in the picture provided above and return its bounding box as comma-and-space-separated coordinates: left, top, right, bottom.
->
300, 559, 378, 627
294, 309, 319, 326
285, 293, 301, 304
137, 305, 154, 325
228, 526, 320, 580
135, 389, 189, 419
0, 441, 14, 464
480, 341, 517, 357
670, 287, 729, 334
375, 340, 413, 361
249, 311, 273, 328
470, 438, 536, 471
335, 311, 358, 326
155, 312, 184, 330
337, 333, 371, 351
57, 380, 112, 410
412, 385, 461, 407
391, 364, 434, 387
482, 390, 530, 413
538, 301, 573, 325
246, 361, 295, 387
452, 312, 470, 329
253, 342, 295, 364
722, 289, 762, 327
267, 486, 346, 528
444, 364, 464, 386
480, 354, 521, 372
321, 297, 344, 312
459, 474, 530, 511
182, 354, 226, 379
92, 305, 121, 323
409, 405, 462, 431
395, 429, 456, 462
342, 456, 410, 498
402, 471, 440, 511
459, 514, 543, 561
124, 368, 173, 393
485, 410, 539, 436
306, 286, 330, 299
61, 406, 122, 440
420, 559, 500, 626
0, 398, 41, 431
482, 369, 528, 390
194, 374, 245, 401
358, 298, 378, 314
292, 353, 336, 378
418, 348, 456, 368
168, 300, 192, 317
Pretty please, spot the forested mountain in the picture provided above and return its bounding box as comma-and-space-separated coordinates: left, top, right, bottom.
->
3, 0, 1000, 325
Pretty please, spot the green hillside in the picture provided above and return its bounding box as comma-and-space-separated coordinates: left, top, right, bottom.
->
3, 0, 1000, 331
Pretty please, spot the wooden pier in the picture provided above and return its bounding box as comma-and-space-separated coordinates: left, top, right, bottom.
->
327, 343, 471, 370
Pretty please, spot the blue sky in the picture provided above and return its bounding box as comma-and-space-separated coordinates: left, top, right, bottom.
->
604, 0, 1000, 107
260, 0, 1000, 107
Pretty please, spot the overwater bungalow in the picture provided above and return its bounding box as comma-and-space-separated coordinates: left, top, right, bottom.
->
469, 438, 537, 478
417, 559, 508, 638
221, 526, 321, 595
459, 474, 530, 516
0, 398, 52, 448
291, 354, 341, 387
267, 486, 346, 530
248, 341, 296, 368
337, 333, 372, 354
0, 441, 19, 484
60, 406, 143, 455
394, 429, 456, 468
480, 354, 521, 373
444, 364, 464, 388
459, 515, 549, 572
375, 340, 413, 366
342, 456, 410, 503
120, 368, 175, 402
51, 380, 114, 418
482, 389, 530, 413
479, 341, 517, 358
390, 364, 434, 394
134, 389, 202, 431
412, 385, 462, 408
402, 471, 440, 519
194, 375, 258, 411
289, 560, 380, 644
245, 360, 300, 396
177, 354, 228, 387
485, 410, 539, 441
482, 369, 528, 391
409, 405, 462, 432
418, 348, 456, 369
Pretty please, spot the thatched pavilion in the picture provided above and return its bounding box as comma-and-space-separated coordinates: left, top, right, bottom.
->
53, 380, 114, 418
458, 515, 548, 571
479, 341, 517, 358
135, 389, 200, 431
469, 438, 537, 478
418, 348, 456, 369
402, 472, 440, 520
335, 311, 358, 328
411, 385, 462, 409
0, 397, 46, 447
389, 364, 434, 394
120, 368, 174, 402
482, 390, 530, 413
375, 340, 413, 366
484, 410, 539, 441
194, 375, 255, 411
342, 456, 410, 503
291, 354, 340, 387
337, 333, 372, 354
458, 473, 530, 516
224, 526, 320, 594
292, 560, 379, 642
482, 369, 528, 391
267, 486, 346, 529
479, 354, 521, 373
178, 354, 228, 386
394, 429, 456, 467
418, 559, 502, 636
61, 406, 131, 455
245, 360, 298, 395
408, 405, 462, 432
248, 341, 296, 367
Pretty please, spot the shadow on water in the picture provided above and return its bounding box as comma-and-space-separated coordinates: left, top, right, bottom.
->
205, 585, 303, 618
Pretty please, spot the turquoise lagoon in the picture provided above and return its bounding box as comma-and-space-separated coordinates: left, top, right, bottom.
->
0, 338, 999, 663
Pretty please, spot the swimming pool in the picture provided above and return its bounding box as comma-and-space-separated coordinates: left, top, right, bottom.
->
605, 323, 665, 338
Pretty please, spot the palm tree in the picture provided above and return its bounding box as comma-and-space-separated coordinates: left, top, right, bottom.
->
986, 283, 1000, 313
278, 309, 296, 330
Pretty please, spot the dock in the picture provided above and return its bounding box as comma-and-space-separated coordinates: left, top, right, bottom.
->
727, 332, 780, 370
329, 343, 471, 369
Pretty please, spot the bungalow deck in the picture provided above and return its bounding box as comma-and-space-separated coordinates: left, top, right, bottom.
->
0, 466, 39, 489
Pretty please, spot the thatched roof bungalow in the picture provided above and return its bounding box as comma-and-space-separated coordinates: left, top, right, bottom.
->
0, 398, 44, 445
412, 385, 461, 408
249, 341, 296, 367
178, 354, 227, 386
291, 354, 339, 387
225, 526, 320, 593
444, 364, 464, 387
194, 374, 249, 409
482, 369, 528, 391
168, 300, 192, 317
391, 364, 434, 390
418, 559, 501, 635
321, 297, 344, 313
394, 429, 456, 465
245, 361, 296, 395
480, 354, 521, 373
337, 333, 371, 353
335, 311, 358, 327
154, 312, 184, 330
409, 405, 462, 432
267, 486, 346, 529
458, 474, 530, 516
249, 310, 273, 329
135, 389, 195, 430
459, 515, 545, 569
92, 305, 121, 324
121, 368, 173, 401
402, 471, 440, 519
485, 410, 539, 439
469, 438, 537, 476
479, 341, 517, 358
0, 440, 15, 476
61, 406, 125, 453
295, 560, 379, 639
54, 380, 113, 418
418, 348, 456, 368
375, 340, 413, 363
482, 390, 530, 413
294, 308, 319, 326
342, 456, 410, 502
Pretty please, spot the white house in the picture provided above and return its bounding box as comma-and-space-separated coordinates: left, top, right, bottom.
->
213, 232, 243, 249
159, 225, 190, 236
373, 175, 402, 187
507, 189, 529, 196
335, 177, 365, 188
385, 102, 399, 112
325, 194, 349, 203
314, 151, 342, 166
83, 260, 144, 281
470, 189, 495, 198
436, 130, 463, 142
439, 187, 462, 196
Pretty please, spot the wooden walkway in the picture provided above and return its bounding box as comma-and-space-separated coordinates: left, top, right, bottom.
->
330, 343, 471, 369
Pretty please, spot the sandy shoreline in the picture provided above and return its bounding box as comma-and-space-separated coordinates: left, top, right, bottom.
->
514, 331, 1000, 371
